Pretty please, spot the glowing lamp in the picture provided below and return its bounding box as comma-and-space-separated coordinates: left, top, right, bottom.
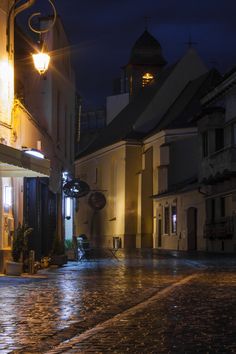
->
24, 148, 45, 159
32, 52, 50, 75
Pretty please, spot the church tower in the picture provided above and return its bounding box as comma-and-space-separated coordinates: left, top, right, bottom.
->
123, 30, 167, 96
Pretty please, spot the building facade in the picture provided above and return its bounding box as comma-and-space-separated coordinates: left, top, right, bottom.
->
74, 29, 214, 251
0, 1, 76, 272
197, 70, 236, 252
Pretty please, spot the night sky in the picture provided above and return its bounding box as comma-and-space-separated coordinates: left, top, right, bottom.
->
20, 0, 236, 109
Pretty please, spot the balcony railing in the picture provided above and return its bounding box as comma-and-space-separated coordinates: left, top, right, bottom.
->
200, 146, 236, 184
204, 217, 234, 240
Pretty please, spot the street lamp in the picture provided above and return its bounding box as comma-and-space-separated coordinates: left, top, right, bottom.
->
7, 0, 57, 74
32, 51, 50, 75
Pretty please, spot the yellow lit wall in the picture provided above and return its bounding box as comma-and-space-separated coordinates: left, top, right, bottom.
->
0, 4, 14, 127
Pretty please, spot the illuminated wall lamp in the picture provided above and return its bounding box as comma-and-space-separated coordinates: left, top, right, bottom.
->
6, 0, 57, 75
32, 51, 50, 75
23, 148, 45, 159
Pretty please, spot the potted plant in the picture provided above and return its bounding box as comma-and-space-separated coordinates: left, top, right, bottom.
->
65, 239, 76, 261
5, 223, 33, 276
50, 234, 67, 266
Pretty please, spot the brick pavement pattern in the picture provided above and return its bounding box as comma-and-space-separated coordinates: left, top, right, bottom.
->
47, 270, 236, 354
0, 251, 236, 353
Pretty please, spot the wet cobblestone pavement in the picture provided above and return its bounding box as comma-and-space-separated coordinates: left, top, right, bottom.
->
0, 251, 236, 353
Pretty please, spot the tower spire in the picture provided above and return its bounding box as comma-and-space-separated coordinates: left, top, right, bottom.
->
184, 34, 198, 49
144, 16, 151, 30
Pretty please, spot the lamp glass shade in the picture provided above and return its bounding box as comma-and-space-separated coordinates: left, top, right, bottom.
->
32, 52, 50, 75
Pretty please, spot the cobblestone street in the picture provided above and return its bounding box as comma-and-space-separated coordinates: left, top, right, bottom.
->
0, 251, 236, 353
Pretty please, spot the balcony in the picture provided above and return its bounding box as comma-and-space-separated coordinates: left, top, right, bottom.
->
200, 146, 236, 184
204, 217, 234, 240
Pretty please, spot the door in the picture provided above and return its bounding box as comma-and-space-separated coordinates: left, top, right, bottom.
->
157, 217, 162, 247
24, 178, 57, 259
187, 207, 197, 250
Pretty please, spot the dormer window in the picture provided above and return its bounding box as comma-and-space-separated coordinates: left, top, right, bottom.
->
142, 72, 154, 87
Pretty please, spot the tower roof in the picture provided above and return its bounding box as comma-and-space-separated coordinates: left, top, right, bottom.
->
128, 30, 167, 66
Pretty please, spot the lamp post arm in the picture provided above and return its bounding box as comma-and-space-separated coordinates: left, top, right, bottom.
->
28, 0, 57, 34
6, 0, 36, 52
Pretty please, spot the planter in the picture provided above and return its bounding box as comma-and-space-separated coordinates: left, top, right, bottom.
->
66, 249, 76, 261
5, 261, 23, 276
50, 254, 67, 266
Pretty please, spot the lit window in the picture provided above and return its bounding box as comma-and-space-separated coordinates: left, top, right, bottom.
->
4, 186, 12, 207
171, 205, 177, 234
142, 72, 154, 87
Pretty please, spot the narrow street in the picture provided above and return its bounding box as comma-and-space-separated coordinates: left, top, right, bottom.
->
0, 252, 236, 353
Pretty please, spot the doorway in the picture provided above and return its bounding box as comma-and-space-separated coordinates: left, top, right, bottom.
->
187, 207, 197, 250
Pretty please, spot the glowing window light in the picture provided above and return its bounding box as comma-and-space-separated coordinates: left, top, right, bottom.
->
32, 52, 50, 75
4, 186, 12, 207
65, 197, 71, 220
142, 72, 154, 87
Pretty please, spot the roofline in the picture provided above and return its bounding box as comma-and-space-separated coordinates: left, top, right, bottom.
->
152, 184, 199, 200
201, 71, 236, 105
75, 139, 142, 164
143, 127, 197, 145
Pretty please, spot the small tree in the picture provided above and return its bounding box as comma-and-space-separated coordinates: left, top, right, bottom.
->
12, 223, 33, 262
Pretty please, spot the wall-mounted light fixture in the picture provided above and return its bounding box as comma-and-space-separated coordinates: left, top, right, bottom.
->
23, 148, 45, 159
7, 0, 57, 75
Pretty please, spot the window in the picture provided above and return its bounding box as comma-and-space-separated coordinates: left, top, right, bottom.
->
233, 123, 236, 145
142, 72, 154, 87
171, 205, 177, 234
220, 197, 225, 217
215, 128, 224, 151
211, 199, 215, 222
164, 206, 170, 234
202, 132, 208, 157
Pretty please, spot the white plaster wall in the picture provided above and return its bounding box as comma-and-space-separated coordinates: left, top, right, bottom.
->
75, 144, 126, 247
153, 190, 206, 251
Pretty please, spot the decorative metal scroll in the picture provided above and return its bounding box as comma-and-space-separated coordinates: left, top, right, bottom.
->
28, 0, 57, 34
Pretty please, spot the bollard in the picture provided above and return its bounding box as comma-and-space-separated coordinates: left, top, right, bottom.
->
29, 250, 35, 274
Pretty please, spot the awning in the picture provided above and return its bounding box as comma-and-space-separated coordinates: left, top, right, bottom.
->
0, 144, 50, 177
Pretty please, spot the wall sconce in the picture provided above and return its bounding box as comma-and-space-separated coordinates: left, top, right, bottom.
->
23, 148, 45, 159
7, 0, 57, 75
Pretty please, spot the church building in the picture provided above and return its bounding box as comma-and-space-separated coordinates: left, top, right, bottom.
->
74, 29, 220, 251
